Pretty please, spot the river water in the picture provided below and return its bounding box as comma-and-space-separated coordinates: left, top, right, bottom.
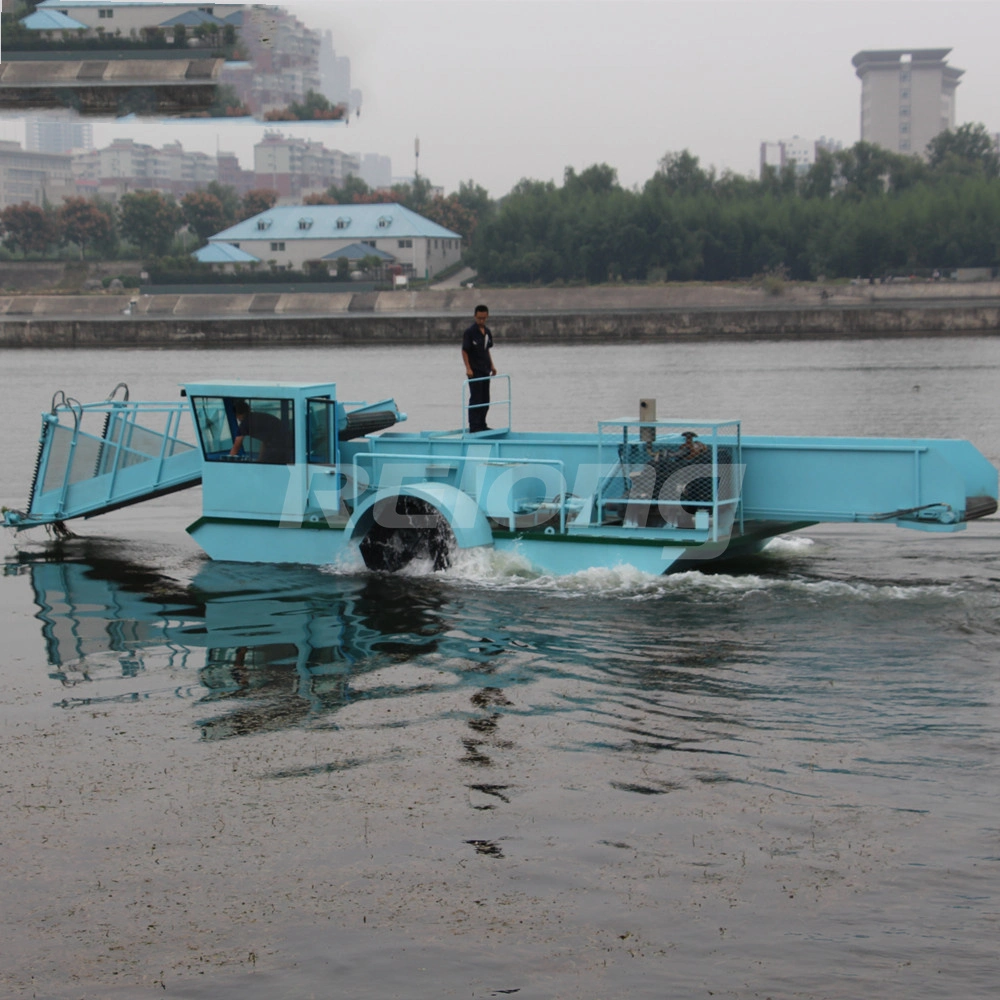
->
1, 339, 999, 999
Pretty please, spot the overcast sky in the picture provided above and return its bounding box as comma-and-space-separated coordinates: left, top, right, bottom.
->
3, 1, 1000, 198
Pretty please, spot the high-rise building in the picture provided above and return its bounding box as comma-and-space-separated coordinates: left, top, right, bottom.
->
72, 139, 218, 200
853, 49, 963, 157
253, 131, 360, 197
25, 115, 94, 155
320, 30, 360, 112
759, 136, 842, 179
359, 153, 392, 189
759, 135, 817, 176
221, 5, 322, 116
0, 140, 75, 208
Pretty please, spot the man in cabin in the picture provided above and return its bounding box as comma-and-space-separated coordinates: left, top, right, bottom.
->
229, 400, 294, 464
461, 304, 497, 432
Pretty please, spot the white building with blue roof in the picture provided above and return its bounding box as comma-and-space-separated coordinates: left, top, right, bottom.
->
31, 1, 244, 37
202, 203, 463, 279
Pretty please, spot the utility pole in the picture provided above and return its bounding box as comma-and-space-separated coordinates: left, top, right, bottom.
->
414, 136, 419, 180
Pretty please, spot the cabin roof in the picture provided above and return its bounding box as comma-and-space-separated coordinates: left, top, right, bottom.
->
184, 380, 339, 399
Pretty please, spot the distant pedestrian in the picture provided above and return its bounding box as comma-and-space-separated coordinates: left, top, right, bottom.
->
461, 304, 496, 432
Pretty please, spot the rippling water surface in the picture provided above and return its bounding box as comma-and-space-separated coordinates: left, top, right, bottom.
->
1, 340, 999, 999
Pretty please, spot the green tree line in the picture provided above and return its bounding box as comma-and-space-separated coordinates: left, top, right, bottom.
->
2, 124, 997, 282
469, 125, 1000, 284
0, 185, 280, 262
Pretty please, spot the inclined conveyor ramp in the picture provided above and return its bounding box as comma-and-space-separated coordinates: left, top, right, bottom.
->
3, 384, 202, 533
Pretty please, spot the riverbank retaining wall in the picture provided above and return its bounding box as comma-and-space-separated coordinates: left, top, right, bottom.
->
2, 285, 999, 347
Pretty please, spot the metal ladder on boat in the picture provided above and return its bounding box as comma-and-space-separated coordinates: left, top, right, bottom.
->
2, 384, 202, 533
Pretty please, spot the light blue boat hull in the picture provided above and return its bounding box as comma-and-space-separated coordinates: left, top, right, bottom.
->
5, 378, 997, 577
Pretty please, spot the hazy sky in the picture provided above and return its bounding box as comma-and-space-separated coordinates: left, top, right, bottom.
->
3, 1, 1000, 197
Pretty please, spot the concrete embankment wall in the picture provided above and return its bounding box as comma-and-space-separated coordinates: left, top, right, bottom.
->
1, 284, 999, 347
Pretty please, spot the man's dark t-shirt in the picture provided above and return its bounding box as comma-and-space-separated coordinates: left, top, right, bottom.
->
462, 322, 494, 375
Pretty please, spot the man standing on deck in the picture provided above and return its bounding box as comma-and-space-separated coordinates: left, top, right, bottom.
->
461, 304, 497, 432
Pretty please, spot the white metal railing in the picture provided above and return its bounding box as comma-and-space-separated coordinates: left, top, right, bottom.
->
461, 374, 511, 432
595, 419, 743, 541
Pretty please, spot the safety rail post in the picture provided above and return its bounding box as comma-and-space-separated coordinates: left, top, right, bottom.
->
711, 423, 718, 542
103, 401, 130, 504
54, 400, 83, 519
461, 374, 512, 431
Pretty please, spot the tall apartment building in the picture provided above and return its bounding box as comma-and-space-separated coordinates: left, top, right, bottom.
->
853, 49, 963, 157
253, 132, 360, 197
319, 30, 362, 114
0, 140, 75, 208
221, 5, 322, 116
359, 153, 392, 189
25, 115, 94, 155
72, 139, 218, 201
217, 151, 256, 197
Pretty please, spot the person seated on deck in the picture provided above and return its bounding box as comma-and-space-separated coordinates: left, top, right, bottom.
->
229, 400, 294, 464
677, 430, 708, 460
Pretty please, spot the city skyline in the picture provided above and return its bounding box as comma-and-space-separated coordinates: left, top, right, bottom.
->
2, 1, 999, 198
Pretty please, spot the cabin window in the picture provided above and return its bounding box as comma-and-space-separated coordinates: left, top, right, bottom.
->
298, 218, 313, 230
307, 397, 338, 465
191, 396, 295, 464
377, 215, 392, 229
256, 218, 272, 230
336, 217, 350, 229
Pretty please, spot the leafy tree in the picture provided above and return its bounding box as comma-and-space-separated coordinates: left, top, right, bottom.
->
323, 174, 372, 204
303, 192, 338, 205
57, 197, 116, 258
927, 123, 1000, 179
0, 202, 55, 255
759, 163, 798, 197
388, 175, 433, 213
834, 142, 893, 199
422, 194, 478, 240
799, 148, 837, 199
455, 180, 493, 222
239, 189, 278, 220
564, 163, 620, 195
181, 190, 229, 241
118, 190, 182, 257
205, 181, 240, 227
654, 150, 714, 197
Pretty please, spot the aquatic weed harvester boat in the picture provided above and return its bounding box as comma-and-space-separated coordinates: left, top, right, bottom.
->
4, 378, 996, 574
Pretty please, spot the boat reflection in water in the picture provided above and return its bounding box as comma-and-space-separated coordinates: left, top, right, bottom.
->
13, 542, 503, 741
